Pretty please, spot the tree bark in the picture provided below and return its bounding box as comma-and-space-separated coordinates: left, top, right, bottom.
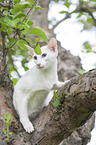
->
0, 66, 96, 145
26, 69, 96, 145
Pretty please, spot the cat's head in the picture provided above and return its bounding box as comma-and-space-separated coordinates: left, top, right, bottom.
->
25, 37, 58, 70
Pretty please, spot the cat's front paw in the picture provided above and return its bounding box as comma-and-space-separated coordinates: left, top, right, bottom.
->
24, 122, 34, 133
20, 119, 34, 133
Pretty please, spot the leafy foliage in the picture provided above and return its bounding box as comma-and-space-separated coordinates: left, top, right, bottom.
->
78, 69, 85, 75
82, 41, 96, 54
29, 28, 48, 43
53, 90, 62, 107
53, 0, 96, 30
1, 0, 96, 83
2, 112, 13, 142
34, 44, 41, 55
0, 0, 48, 82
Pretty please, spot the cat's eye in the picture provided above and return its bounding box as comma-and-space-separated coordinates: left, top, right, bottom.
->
34, 56, 37, 60
42, 53, 47, 58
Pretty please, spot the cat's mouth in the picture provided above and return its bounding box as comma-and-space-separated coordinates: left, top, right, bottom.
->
36, 65, 44, 69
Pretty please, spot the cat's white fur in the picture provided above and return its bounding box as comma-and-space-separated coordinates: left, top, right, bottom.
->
13, 38, 66, 133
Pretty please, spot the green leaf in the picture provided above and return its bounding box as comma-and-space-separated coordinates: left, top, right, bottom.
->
3, 10, 9, 16
0, 18, 4, 24
7, 28, 13, 35
8, 132, 13, 135
86, 50, 92, 53
20, 23, 30, 34
87, 17, 92, 23
89, 0, 96, 1
4, 16, 20, 28
7, 37, 17, 46
25, 38, 35, 45
5, 112, 12, 123
17, 40, 28, 49
14, 0, 21, 3
53, 100, 60, 107
12, 78, 18, 86
6, 138, 11, 142
4, 17, 16, 27
27, 20, 33, 27
12, 2, 33, 15
83, 41, 92, 50
35, 38, 41, 42
59, 11, 68, 14
34, 44, 41, 55
29, 28, 48, 43
21, 59, 29, 71
76, 13, 84, 18
28, 0, 35, 4
35, 6, 44, 10
53, 90, 58, 99
78, 70, 85, 75
3, 129, 6, 135
64, 2, 71, 8
14, 11, 27, 19
6, 122, 11, 127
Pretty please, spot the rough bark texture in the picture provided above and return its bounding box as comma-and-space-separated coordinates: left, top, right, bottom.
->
0, 31, 18, 144
57, 44, 95, 145
26, 69, 96, 145
0, 0, 95, 145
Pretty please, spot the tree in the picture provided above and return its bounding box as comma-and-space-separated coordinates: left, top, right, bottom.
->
0, 0, 96, 145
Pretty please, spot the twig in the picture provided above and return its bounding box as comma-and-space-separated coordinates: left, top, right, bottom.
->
20, 37, 33, 47
0, 2, 13, 8
22, 8, 33, 23
9, 39, 18, 49
22, 0, 38, 23
52, 3, 96, 30
1, 31, 6, 59
53, 10, 78, 30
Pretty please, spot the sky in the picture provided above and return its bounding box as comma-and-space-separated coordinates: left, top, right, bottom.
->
48, 1, 96, 145
48, 1, 96, 71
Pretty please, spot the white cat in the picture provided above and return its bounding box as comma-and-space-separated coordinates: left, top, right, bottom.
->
13, 38, 66, 133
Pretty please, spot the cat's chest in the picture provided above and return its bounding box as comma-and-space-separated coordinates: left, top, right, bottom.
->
28, 76, 54, 91
18, 66, 57, 91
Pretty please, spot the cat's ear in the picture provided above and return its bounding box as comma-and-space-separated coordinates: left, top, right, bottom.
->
48, 37, 57, 52
25, 45, 34, 56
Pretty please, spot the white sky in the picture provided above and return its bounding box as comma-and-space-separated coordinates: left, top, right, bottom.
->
48, 1, 96, 145
48, 1, 96, 71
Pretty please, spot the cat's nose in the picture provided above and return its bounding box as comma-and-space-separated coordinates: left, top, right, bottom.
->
37, 63, 41, 67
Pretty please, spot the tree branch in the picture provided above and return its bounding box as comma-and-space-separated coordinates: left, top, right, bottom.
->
53, 3, 96, 30
77, 4, 96, 24
10, 69, 96, 145
52, 10, 78, 30
27, 69, 96, 145
0, 2, 13, 8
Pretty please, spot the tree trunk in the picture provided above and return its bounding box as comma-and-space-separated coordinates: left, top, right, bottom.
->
0, 0, 95, 145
